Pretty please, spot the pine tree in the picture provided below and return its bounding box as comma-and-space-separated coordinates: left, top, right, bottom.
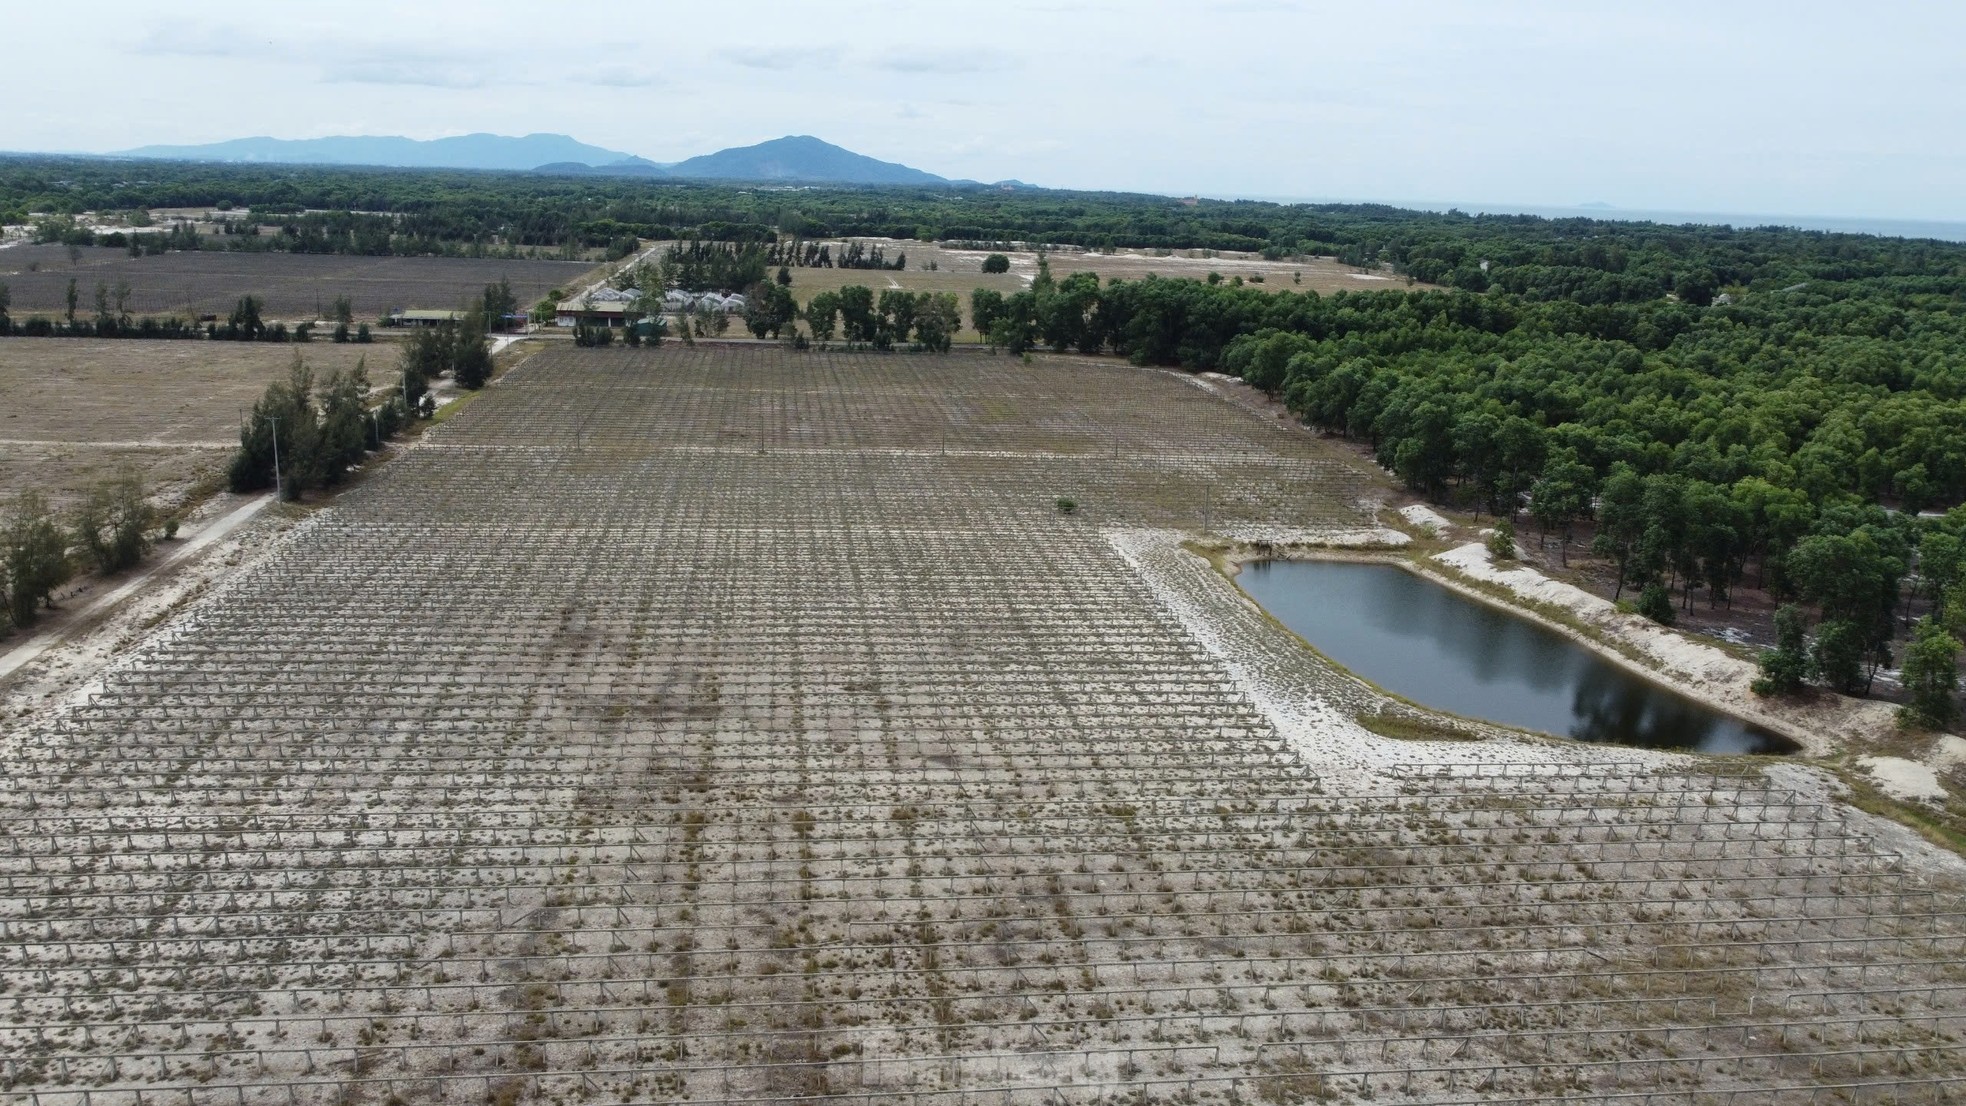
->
1753, 605, 1810, 695
1899, 618, 1960, 731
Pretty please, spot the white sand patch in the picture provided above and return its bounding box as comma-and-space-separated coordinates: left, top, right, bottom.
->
1220, 524, 1410, 548
1347, 273, 1393, 281
1933, 735, 1966, 769
1398, 504, 1450, 532
1856, 756, 1950, 804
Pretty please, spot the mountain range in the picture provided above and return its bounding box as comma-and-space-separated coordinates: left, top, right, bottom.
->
113, 133, 981, 187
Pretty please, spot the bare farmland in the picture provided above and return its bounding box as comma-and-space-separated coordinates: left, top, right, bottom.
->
0, 246, 596, 321
0, 338, 377, 505
0, 347, 1961, 1104
632, 238, 1425, 337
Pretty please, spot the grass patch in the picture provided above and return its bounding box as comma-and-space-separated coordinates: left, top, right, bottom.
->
1356, 711, 1483, 743
1836, 769, 1966, 858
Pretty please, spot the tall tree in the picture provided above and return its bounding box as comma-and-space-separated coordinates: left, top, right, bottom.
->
1752, 605, 1810, 695
1591, 464, 1646, 600
1789, 529, 1906, 695
227, 295, 265, 340
317, 359, 372, 484
1898, 618, 1960, 731
481, 279, 518, 332
804, 291, 840, 343
837, 286, 876, 344
742, 282, 798, 339
452, 307, 493, 389
1529, 452, 1593, 564
229, 353, 322, 498
2, 491, 71, 631
969, 289, 1007, 344
912, 293, 962, 353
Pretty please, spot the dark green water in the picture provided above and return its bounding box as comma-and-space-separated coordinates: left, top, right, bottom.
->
1237, 560, 1793, 755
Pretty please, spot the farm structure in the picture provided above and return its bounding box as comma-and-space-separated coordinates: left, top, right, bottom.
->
0, 347, 1963, 1104
555, 287, 642, 328
0, 338, 379, 507
384, 309, 461, 328
0, 246, 595, 322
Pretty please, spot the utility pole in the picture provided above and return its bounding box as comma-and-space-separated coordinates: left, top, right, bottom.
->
268, 416, 282, 500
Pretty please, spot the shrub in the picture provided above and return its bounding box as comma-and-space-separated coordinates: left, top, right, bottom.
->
1635, 584, 1675, 626
1486, 519, 1516, 561
1056, 497, 1078, 515
981, 253, 1010, 274
73, 473, 154, 574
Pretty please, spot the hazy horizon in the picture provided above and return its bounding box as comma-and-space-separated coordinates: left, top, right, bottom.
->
7, 0, 1962, 223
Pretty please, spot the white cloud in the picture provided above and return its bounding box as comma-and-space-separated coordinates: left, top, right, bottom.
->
321, 62, 490, 90
0, 0, 1958, 220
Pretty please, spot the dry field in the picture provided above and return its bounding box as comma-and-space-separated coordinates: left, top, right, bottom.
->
0, 246, 595, 322
631, 238, 1423, 339
1, 347, 1962, 1104
0, 338, 379, 507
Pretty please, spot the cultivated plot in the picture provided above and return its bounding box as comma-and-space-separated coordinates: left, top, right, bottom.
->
0, 347, 1960, 1104
0, 247, 595, 321
0, 338, 379, 506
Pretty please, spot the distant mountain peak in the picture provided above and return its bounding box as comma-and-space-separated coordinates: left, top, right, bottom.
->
114, 132, 638, 172
107, 131, 971, 188
665, 136, 946, 185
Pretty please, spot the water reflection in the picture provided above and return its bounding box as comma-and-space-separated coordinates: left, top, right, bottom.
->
1237, 560, 1791, 755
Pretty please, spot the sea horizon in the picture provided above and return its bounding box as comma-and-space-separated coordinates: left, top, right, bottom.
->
1215, 193, 1966, 243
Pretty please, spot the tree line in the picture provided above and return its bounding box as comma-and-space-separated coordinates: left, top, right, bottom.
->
227, 307, 497, 498
24, 154, 1966, 272
229, 353, 406, 499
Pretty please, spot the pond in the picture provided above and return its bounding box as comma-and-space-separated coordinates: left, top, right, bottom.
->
1235, 559, 1793, 755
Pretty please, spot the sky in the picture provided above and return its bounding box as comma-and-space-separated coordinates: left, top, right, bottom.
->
7, 0, 1964, 221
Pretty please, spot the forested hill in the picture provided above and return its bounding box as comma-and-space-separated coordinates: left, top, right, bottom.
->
662, 136, 945, 184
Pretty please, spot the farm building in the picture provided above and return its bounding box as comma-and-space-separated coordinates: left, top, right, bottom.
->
386, 309, 462, 328
663, 290, 747, 314
555, 287, 642, 328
